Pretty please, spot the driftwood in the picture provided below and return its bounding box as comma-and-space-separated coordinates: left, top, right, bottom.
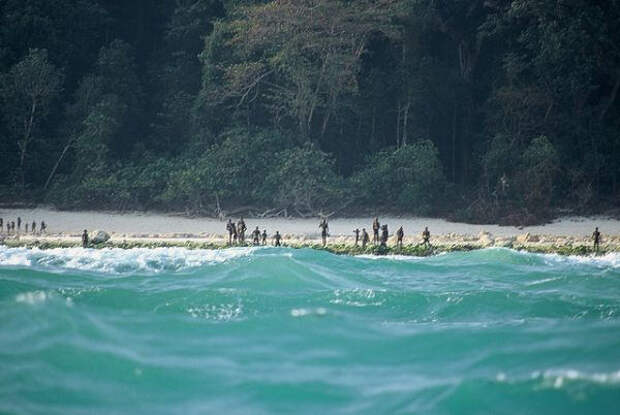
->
217, 201, 354, 220
256, 208, 288, 218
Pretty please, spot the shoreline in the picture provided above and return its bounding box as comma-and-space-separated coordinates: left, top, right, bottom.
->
1, 207, 619, 236
1, 233, 616, 257
1, 207, 618, 257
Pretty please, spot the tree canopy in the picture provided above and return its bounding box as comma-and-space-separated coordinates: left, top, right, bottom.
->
1, 0, 619, 222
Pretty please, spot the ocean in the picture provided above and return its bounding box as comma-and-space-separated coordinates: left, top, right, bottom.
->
0, 246, 619, 414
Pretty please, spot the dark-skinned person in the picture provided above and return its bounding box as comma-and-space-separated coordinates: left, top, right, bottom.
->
362, 228, 370, 249
372, 217, 380, 245
593, 227, 601, 253
252, 226, 261, 245
396, 226, 404, 248
82, 230, 89, 248
380, 224, 389, 247
319, 218, 329, 247
353, 228, 360, 246
422, 227, 431, 247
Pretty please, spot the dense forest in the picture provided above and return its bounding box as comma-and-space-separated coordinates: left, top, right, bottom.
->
1, 0, 619, 223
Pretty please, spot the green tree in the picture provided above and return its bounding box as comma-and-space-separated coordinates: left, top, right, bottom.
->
0, 49, 63, 187
266, 143, 344, 216
520, 135, 559, 213
353, 140, 447, 214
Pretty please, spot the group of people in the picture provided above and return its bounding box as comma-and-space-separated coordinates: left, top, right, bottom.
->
350, 217, 431, 249
0, 217, 47, 235
225, 217, 604, 252
2, 214, 605, 252
224, 216, 433, 249
226, 218, 282, 246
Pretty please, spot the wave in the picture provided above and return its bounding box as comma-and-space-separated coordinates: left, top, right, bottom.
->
358, 247, 620, 268
0, 246, 259, 275
1, 245, 618, 276
2, 244, 619, 414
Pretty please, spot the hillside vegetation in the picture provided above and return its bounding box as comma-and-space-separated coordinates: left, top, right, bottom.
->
1, 0, 619, 223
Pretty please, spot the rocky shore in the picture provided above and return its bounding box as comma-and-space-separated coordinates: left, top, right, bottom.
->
2, 230, 617, 256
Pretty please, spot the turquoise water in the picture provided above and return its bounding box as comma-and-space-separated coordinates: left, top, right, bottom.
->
0, 246, 619, 414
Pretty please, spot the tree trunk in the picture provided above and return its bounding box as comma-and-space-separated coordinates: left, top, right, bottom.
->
402, 100, 410, 146
44, 138, 74, 190
320, 90, 337, 139
307, 56, 328, 132
321, 108, 332, 139
18, 99, 37, 188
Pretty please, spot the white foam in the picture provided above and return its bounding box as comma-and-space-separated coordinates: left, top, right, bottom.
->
330, 288, 385, 307
495, 369, 620, 387
539, 251, 620, 268
355, 254, 427, 261
364, 247, 620, 268
525, 277, 562, 286
538, 369, 620, 387
187, 303, 243, 321
15, 290, 49, 304
290, 307, 327, 317
0, 246, 258, 274
0, 248, 32, 267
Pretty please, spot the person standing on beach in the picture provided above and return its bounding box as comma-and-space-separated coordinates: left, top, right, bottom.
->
82, 230, 89, 248
422, 227, 431, 247
353, 228, 360, 246
319, 218, 329, 247
17, 217, 21, 232
396, 226, 404, 248
11, 221, 15, 234
362, 228, 370, 248
25, 223, 29, 233
0, 218, 3, 233
274, 231, 282, 247
40, 221, 46, 234
593, 227, 601, 253
380, 224, 389, 247
226, 219, 234, 245
231, 222, 238, 244
252, 226, 261, 245
262, 229, 267, 245
32, 221, 36, 235
372, 217, 380, 245
238, 218, 247, 244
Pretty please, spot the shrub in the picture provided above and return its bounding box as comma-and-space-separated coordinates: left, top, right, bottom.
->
352, 140, 447, 214
265, 143, 345, 215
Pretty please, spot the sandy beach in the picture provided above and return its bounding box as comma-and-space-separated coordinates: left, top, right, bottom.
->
0, 207, 619, 250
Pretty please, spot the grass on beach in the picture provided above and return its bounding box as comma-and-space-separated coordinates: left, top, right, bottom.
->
0, 238, 612, 257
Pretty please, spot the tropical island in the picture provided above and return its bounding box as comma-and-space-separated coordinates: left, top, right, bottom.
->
1, 0, 619, 228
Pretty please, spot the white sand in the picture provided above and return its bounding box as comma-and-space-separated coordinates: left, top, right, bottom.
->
0, 207, 618, 239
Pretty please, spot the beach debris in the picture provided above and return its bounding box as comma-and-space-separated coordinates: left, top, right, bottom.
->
90, 230, 110, 244
516, 233, 540, 244
478, 231, 495, 247
494, 236, 515, 248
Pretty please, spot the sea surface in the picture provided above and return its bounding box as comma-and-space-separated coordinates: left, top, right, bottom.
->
0, 246, 619, 414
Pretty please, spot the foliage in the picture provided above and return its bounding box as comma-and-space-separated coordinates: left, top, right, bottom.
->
520, 135, 559, 213
353, 140, 447, 215
0, 0, 619, 222
0, 48, 63, 187
266, 144, 345, 215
